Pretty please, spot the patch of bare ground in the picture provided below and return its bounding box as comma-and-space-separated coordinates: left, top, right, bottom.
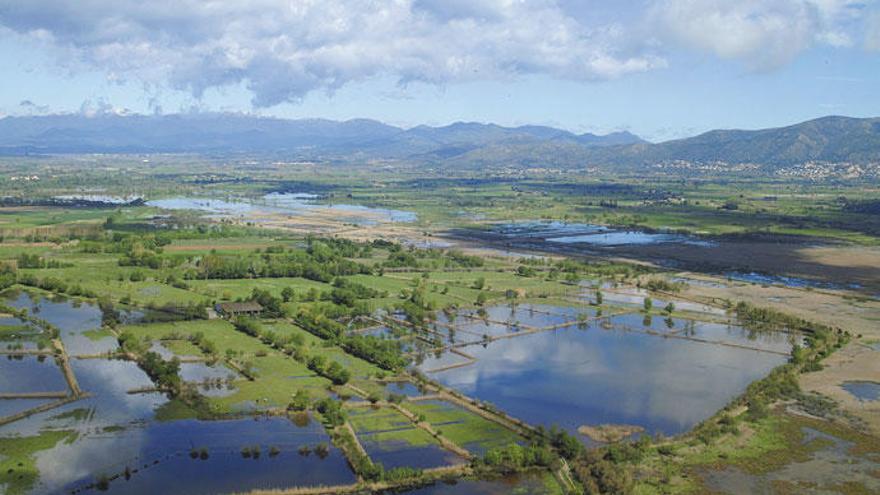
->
800, 341, 880, 436
675, 272, 880, 337
578, 424, 645, 443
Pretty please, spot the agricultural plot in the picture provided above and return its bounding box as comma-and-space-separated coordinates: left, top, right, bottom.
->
347, 405, 464, 470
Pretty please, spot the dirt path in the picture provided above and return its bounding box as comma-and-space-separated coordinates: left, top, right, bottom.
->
0, 393, 92, 427
52, 338, 82, 397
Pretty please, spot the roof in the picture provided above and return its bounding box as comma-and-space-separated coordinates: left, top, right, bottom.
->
216, 301, 263, 313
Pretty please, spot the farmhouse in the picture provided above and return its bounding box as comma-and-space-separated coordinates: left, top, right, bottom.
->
215, 301, 263, 318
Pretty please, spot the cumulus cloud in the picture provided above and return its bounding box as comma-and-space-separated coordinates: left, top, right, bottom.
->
0, 0, 662, 107
650, 0, 867, 70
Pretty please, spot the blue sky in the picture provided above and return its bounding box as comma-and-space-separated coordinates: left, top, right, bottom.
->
0, 0, 878, 141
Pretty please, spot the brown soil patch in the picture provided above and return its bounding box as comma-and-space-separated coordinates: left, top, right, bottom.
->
800, 340, 880, 436
578, 423, 645, 443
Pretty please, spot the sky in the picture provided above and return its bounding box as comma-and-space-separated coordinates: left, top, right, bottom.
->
0, 0, 878, 141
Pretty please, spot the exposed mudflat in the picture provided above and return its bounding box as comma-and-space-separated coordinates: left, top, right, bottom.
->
443, 226, 880, 296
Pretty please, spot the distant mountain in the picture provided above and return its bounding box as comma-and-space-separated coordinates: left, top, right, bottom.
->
0, 113, 642, 157
0, 113, 877, 173
587, 116, 880, 168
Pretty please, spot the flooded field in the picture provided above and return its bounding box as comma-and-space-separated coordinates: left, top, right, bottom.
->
417, 305, 791, 441
48, 417, 354, 495
447, 222, 880, 295
0, 291, 360, 495
383, 472, 557, 494
699, 422, 880, 494
147, 192, 416, 225
492, 221, 710, 247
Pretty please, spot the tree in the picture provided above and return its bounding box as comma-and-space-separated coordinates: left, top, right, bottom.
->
476, 292, 488, 306
281, 287, 294, 302
664, 302, 675, 314
643, 297, 653, 312
595, 290, 603, 305
288, 389, 311, 411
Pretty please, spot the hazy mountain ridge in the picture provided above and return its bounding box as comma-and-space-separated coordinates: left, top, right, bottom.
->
0, 114, 878, 172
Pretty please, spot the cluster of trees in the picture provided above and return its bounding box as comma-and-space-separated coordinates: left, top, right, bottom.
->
188, 332, 219, 359
381, 244, 484, 270
17, 273, 99, 299
16, 253, 70, 269
0, 265, 15, 291
397, 282, 436, 324
642, 278, 686, 293
734, 301, 838, 334
98, 297, 121, 327
247, 288, 284, 317
307, 355, 351, 385
119, 331, 182, 392
295, 309, 405, 371
481, 443, 557, 472
194, 249, 372, 283
315, 397, 346, 427
331, 277, 384, 305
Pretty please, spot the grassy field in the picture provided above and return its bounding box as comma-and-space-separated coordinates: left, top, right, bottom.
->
348, 406, 438, 447
0, 430, 77, 495
402, 400, 523, 454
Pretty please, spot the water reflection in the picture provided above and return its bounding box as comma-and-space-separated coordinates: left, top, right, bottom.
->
39, 416, 355, 495
147, 192, 417, 225
421, 316, 787, 438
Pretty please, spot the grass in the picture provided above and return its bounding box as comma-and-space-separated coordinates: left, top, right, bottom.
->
119, 319, 331, 412
0, 430, 77, 495
161, 339, 204, 357
635, 411, 880, 494
402, 400, 524, 454
187, 277, 331, 301
347, 406, 437, 447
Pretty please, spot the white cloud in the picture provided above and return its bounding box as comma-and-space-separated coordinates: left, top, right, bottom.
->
0, 0, 662, 107
650, 0, 868, 70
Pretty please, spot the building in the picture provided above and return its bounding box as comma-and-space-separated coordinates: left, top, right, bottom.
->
215, 301, 263, 319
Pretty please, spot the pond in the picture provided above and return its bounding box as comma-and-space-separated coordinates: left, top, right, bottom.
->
842, 381, 880, 402
419, 307, 789, 440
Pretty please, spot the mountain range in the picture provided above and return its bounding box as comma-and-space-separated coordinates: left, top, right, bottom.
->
1, 113, 878, 172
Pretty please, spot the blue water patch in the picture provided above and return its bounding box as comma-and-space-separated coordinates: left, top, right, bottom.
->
491, 221, 712, 247
53, 416, 356, 495
147, 193, 416, 224
422, 313, 787, 439
724, 271, 865, 292
842, 381, 880, 402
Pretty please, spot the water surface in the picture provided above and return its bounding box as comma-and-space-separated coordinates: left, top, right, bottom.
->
420, 308, 788, 439
842, 381, 880, 402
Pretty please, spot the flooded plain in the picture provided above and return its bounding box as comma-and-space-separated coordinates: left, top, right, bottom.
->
0, 291, 357, 495
147, 192, 417, 225
1, 290, 798, 493
417, 306, 791, 440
